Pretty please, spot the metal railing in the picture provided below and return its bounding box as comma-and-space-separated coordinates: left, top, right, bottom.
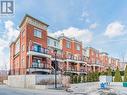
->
30, 62, 50, 69
30, 47, 49, 54
65, 54, 86, 61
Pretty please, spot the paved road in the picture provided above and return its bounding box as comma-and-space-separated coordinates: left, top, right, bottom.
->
0, 85, 71, 95
0, 85, 125, 95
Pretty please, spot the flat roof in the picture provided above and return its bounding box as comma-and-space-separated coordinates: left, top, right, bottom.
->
47, 35, 59, 41
58, 34, 82, 44
19, 14, 49, 28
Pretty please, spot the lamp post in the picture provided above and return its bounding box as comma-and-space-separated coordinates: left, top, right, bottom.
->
54, 49, 57, 88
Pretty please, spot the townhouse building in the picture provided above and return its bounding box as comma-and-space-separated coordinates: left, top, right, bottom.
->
108, 57, 120, 70
85, 47, 120, 72
99, 52, 109, 71
47, 35, 64, 71
10, 14, 120, 75
58, 35, 87, 74
10, 14, 51, 75
86, 47, 103, 72
119, 62, 126, 71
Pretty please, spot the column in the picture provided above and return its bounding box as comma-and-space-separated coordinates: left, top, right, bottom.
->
77, 63, 80, 72
100, 67, 101, 72
47, 58, 51, 68
66, 61, 69, 71
85, 65, 87, 73
29, 55, 32, 68
93, 66, 96, 72
28, 55, 32, 74
47, 58, 52, 74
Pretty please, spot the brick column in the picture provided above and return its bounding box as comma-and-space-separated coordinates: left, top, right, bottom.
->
93, 66, 95, 72
77, 63, 80, 72
29, 55, 32, 68
47, 58, 52, 74
66, 61, 69, 71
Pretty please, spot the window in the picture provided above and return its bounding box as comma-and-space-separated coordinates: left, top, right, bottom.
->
66, 41, 71, 48
33, 59, 41, 68
54, 41, 57, 47
48, 38, 50, 45
33, 44, 41, 52
15, 39, 20, 54
22, 44, 25, 52
34, 29, 42, 38
76, 44, 80, 50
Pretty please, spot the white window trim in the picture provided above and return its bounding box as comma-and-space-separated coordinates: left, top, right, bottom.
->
34, 28, 42, 38
66, 41, 71, 48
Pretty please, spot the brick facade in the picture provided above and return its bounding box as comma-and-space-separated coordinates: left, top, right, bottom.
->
10, 14, 120, 75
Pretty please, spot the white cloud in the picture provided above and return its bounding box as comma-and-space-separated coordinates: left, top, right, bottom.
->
80, 11, 90, 23
50, 27, 93, 44
89, 23, 98, 29
81, 11, 89, 17
104, 21, 125, 38
0, 20, 19, 70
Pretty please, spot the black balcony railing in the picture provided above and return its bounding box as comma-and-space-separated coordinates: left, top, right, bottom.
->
31, 63, 50, 69
30, 47, 49, 54
51, 54, 64, 59
66, 54, 86, 62
67, 68, 77, 72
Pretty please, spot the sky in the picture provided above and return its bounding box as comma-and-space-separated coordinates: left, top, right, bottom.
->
0, 0, 127, 69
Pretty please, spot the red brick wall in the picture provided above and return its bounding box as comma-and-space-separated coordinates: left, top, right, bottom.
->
61, 38, 82, 56
10, 43, 15, 74
25, 23, 48, 68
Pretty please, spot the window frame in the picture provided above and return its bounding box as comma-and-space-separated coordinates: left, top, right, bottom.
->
76, 44, 80, 51
66, 41, 71, 48
34, 29, 42, 38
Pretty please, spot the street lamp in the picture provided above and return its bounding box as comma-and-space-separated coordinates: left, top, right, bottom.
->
54, 49, 57, 88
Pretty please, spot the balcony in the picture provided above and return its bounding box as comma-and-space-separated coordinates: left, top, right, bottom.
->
27, 47, 51, 58
66, 68, 77, 73
27, 62, 51, 74
50, 54, 64, 62
89, 60, 104, 67
66, 67, 87, 74
64, 54, 86, 63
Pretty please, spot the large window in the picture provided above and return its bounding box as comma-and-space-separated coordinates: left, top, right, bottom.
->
32, 59, 42, 68
54, 41, 57, 47
47, 38, 50, 45
76, 44, 80, 50
34, 29, 42, 38
66, 41, 71, 48
33, 44, 41, 52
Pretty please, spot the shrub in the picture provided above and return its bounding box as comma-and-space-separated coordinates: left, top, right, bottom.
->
77, 75, 81, 83
73, 75, 78, 83
70, 74, 74, 83
87, 72, 93, 82
124, 65, 127, 82
82, 75, 86, 82
114, 67, 122, 82
107, 67, 112, 76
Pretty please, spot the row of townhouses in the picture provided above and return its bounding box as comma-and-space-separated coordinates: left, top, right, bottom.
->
10, 14, 120, 75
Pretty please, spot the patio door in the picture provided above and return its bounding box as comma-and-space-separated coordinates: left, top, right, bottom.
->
32, 58, 42, 68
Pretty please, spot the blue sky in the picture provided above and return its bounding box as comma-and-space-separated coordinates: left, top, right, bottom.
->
0, 0, 127, 69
